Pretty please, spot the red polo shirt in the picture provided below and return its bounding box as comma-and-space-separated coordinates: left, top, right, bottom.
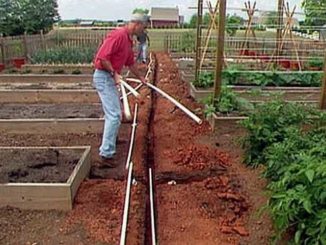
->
94, 27, 135, 74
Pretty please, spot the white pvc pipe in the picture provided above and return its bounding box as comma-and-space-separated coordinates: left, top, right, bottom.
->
125, 104, 138, 170
149, 168, 157, 245
146, 53, 153, 79
120, 83, 132, 121
145, 83, 203, 124
119, 161, 133, 245
120, 83, 143, 101
120, 80, 140, 97
126, 78, 142, 84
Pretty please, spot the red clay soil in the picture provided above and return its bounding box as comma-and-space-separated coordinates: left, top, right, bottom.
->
62, 179, 124, 244
0, 179, 144, 245
157, 177, 249, 245
152, 52, 273, 244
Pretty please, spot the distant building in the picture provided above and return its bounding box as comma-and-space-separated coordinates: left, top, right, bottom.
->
79, 20, 95, 27
150, 7, 180, 28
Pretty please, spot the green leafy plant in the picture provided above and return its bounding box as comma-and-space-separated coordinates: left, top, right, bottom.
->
241, 99, 326, 244
202, 86, 254, 116
223, 71, 323, 87
179, 32, 196, 52
193, 70, 323, 88
307, 57, 324, 70
192, 71, 214, 88
241, 100, 314, 167
267, 124, 326, 244
32, 46, 96, 64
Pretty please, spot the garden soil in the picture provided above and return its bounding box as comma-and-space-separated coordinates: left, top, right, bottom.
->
0, 148, 82, 183
0, 103, 103, 119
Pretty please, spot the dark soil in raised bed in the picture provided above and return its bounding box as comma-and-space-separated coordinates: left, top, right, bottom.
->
0, 148, 82, 183
0, 103, 103, 119
0, 82, 93, 90
0, 131, 130, 180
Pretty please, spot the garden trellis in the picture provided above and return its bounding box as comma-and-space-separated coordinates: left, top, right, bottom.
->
190, 0, 326, 108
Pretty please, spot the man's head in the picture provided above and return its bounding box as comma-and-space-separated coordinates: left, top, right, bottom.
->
129, 13, 149, 35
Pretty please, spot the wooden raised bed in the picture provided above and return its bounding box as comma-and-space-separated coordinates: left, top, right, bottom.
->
175, 59, 195, 71
181, 71, 194, 84
206, 113, 246, 132
0, 146, 91, 210
0, 74, 92, 83
22, 64, 94, 74
169, 53, 195, 60
189, 83, 321, 102
0, 89, 99, 104
0, 118, 131, 134
181, 71, 321, 102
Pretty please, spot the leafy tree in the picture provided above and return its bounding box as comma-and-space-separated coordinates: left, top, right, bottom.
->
132, 8, 149, 15
187, 13, 213, 28
302, 0, 326, 26
203, 12, 213, 26
0, 0, 59, 36
189, 14, 197, 28
0, 0, 23, 36
227, 14, 243, 36
261, 11, 278, 26
21, 0, 60, 34
188, 13, 243, 36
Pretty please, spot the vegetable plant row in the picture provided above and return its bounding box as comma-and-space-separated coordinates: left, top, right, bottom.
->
241, 101, 326, 244
193, 71, 323, 88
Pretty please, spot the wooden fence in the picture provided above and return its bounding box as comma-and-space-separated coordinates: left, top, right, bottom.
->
1, 29, 325, 67
0, 30, 109, 66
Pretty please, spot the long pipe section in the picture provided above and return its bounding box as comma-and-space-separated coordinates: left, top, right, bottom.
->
149, 168, 157, 245
124, 77, 202, 124
126, 78, 142, 84
120, 83, 132, 121
119, 162, 134, 245
125, 104, 138, 170
146, 82, 203, 124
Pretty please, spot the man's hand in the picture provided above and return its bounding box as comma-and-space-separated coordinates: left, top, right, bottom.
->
114, 73, 121, 85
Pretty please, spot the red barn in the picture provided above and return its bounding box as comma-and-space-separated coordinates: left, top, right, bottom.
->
150, 7, 180, 28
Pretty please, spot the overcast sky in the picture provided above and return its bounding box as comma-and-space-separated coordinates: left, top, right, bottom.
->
57, 0, 304, 21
